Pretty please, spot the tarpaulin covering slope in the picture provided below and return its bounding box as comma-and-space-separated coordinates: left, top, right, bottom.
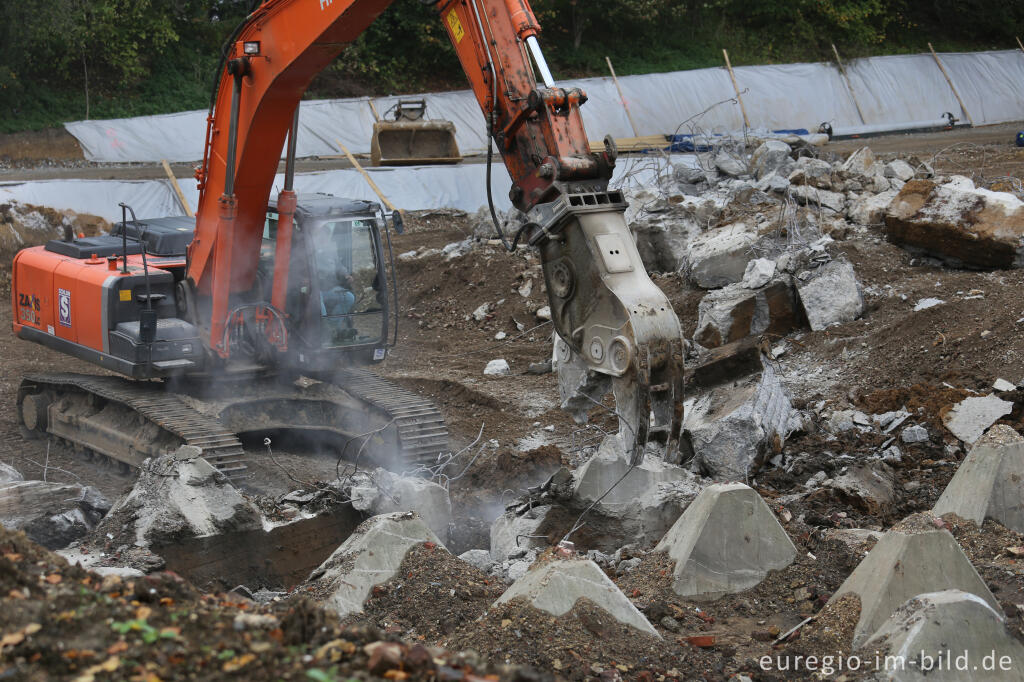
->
0, 153, 693, 224
64, 49, 1024, 164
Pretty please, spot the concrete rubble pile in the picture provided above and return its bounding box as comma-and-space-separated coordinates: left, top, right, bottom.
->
0, 461, 110, 549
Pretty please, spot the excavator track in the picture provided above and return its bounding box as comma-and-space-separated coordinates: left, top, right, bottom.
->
19, 373, 249, 481
332, 369, 448, 467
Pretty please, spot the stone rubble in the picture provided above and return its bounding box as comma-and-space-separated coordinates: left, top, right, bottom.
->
0, 478, 110, 549
943, 394, 1014, 444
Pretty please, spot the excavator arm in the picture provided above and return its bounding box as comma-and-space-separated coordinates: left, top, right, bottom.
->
185, 0, 685, 460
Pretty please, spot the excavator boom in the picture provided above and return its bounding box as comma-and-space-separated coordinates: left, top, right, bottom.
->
184, 0, 685, 459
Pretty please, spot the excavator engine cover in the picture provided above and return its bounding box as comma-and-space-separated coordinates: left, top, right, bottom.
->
370, 99, 461, 166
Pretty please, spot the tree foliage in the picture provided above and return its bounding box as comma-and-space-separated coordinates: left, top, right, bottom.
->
0, 0, 1021, 132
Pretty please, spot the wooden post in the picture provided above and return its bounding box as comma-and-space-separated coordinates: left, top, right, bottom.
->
722, 49, 751, 129
1016, 36, 1024, 55
368, 98, 381, 122
161, 159, 193, 217
928, 42, 974, 126
335, 138, 398, 213
605, 56, 641, 138
831, 43, 867, 125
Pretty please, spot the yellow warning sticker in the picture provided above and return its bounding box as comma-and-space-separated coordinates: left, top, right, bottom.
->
119, 289, 132, 302
446, 8, 465, 43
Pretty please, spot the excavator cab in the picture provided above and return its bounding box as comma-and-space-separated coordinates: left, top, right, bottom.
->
370, 99, 461, 166
261, 194, 393, 372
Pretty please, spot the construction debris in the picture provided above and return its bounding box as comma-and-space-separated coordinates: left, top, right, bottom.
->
861, 590, 1024, 681
933, 426, 1024, 532
0, 479, 110, 549
494, 558, 660, 637
348, 468, 453, 542
570, 434, 705, 546
653, 483, 796, 599
694, 277, 798, 348
795, 259, 865, 330
943, 394, 1014, 444
686, 222, 758, 288
828, 519, 1001, 647
94, 447, 261, 548
683, 362, 800, 481
490, 504, 552, 562
885, 178, 1024, 268
305, 512, 444, 618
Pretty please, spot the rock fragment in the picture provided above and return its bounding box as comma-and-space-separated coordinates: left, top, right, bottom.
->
885, 179, 1024, 268
490, 505, 552, 562
795, 259, 864, 330
683, 362, 800, 481
694, 278, 798, 348
483, 359, 511, 376
686, 222, 757, 288
943, 395, 1013, 444
348, 468, 452, 542
0, 480, 110, 549
654, 483, 796, 600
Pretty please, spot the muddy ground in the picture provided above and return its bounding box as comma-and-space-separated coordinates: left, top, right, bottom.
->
1, 123, 1024, 679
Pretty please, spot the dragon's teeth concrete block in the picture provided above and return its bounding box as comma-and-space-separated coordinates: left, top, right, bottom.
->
654, 483, 796, 600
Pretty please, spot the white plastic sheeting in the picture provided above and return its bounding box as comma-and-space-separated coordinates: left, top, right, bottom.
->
0, 154, 697, 223
64, 49, 1024, 164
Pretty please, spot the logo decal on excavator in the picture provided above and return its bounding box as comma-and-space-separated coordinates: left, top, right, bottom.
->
17, 293, 40, 325
446, 9, 465, 43
58, 288, 72, 327
319, 0, 332, 9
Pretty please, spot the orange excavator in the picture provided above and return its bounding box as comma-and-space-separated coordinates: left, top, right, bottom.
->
10, 0, 684, 480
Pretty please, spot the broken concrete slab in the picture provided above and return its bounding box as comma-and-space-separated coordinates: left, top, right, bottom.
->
933, 426, 1024, 532
788, 157, 835, 189
943, 395, 1014, 444
741, 258, 776, 289
790, 184, 845, 213
847, 189, 898, 226
570, 435, 705, 546
883, 159, 915, 182
654, 483, 796, 600
861, 590, 1024, 681
306, 511, 444, 618
901, 425, 929, 443
458, 549, 495, 572
828, 526, 1001, 648
686, 222, 758, 289
828, 462, 897, 515
885, 179, 1024, 269
95, 446, 261, 548
495, 558, 659, 637
714, 150, 748, 178
490, 504, 553, 562
348, 468, 452, 542
687, 337, 764, 390
0, 462, 23, 483
683, 362, 800, 481
749, 140, 792, 179
796, 259, 865, 331
694, 277, 798, 348
629, 208, 702, 273
0, 480, 111, 549
840, 147, 875, 176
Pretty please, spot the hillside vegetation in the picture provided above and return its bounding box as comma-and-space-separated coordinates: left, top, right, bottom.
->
1, 0, 1021, 133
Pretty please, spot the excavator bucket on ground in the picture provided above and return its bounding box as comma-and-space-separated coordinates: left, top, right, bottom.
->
370, 99, 461, 166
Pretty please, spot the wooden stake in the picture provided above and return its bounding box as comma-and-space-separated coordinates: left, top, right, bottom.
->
368, 98, 381, 122
605, 56, 641, 138
161, 159, 193, 217
831, 43, 867, 125
335, 138, 398, 213
1016, 36, 1024, 54
928, 42, 974, 126
722, 49, 751, 129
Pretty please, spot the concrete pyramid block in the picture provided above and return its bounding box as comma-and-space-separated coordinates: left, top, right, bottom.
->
829, 528, 1000, 648
653, 483, 796, 600
306, 511, 444, 617
495, 558, 659, 637
862, 590, 1024, 681
933, 427, 1024, 532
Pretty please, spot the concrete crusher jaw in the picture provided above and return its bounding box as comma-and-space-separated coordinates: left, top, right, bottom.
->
16, 371, 449, 482
531, 193, 685, 464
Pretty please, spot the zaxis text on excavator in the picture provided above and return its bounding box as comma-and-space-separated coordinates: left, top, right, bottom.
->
10, 0, 685, 481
